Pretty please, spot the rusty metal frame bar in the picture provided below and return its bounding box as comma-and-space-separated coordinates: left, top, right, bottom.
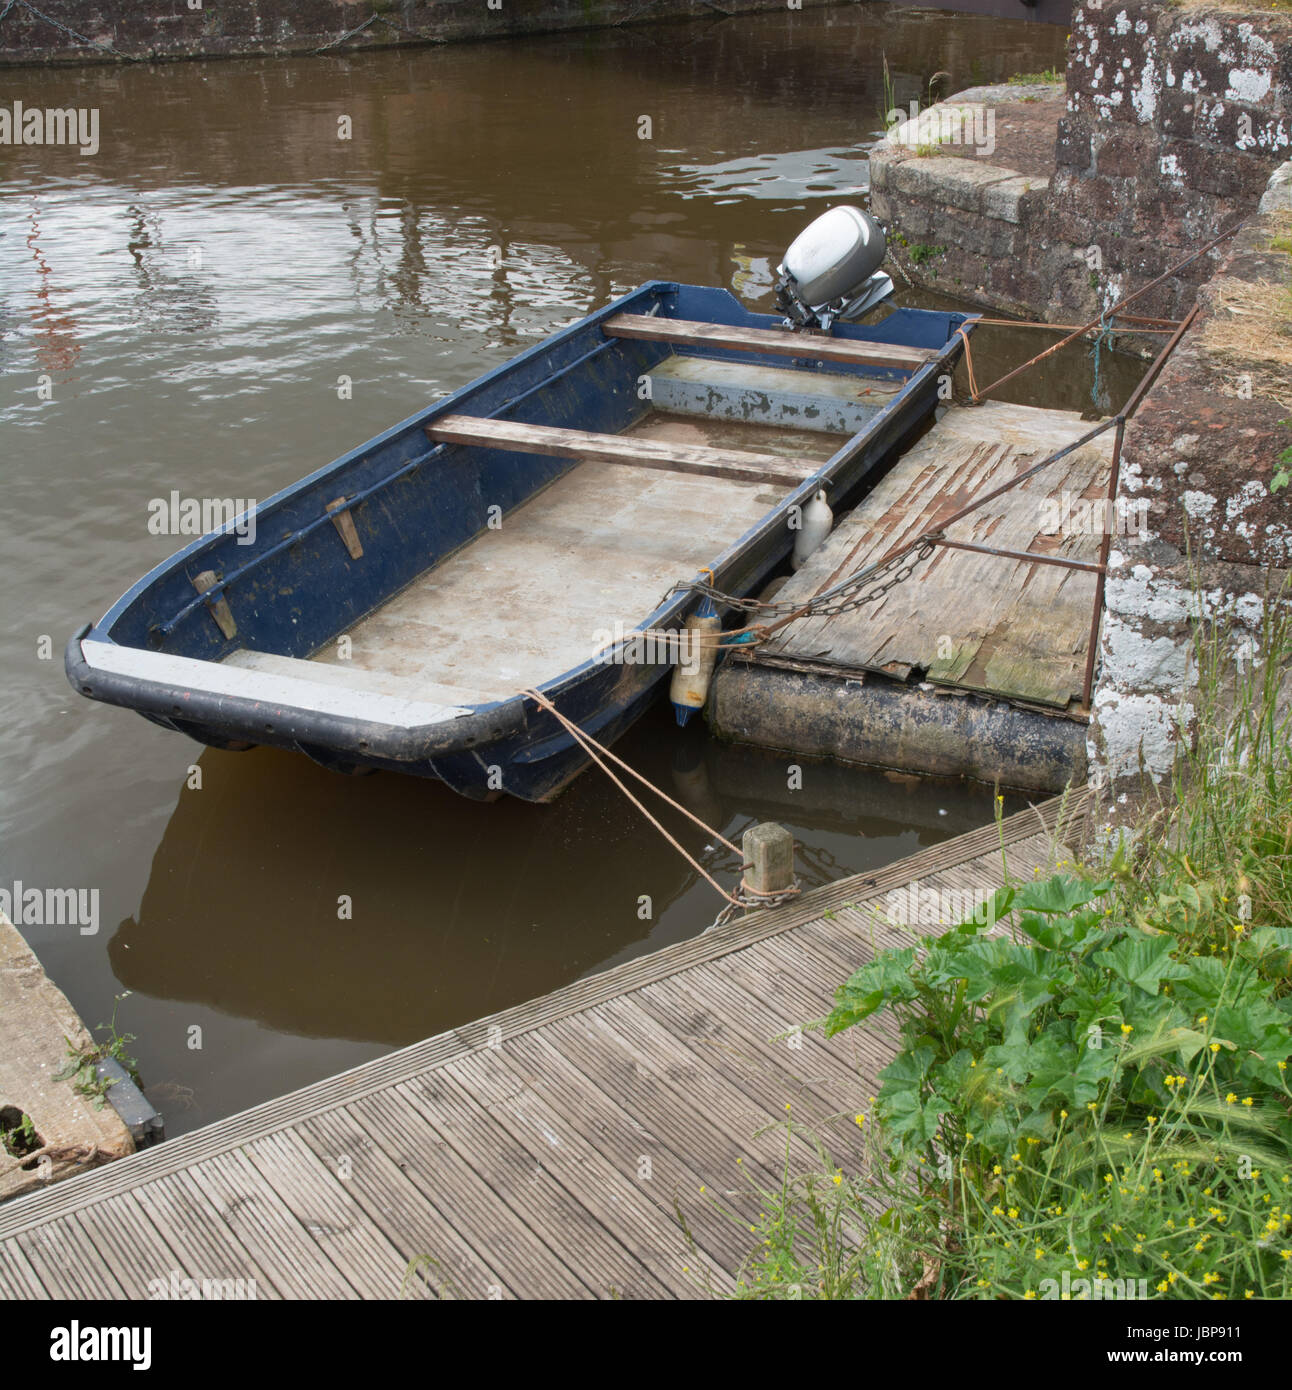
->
931, 537, 1104, 574
1078, 301, 1202, 709
968, 222, 1241, 405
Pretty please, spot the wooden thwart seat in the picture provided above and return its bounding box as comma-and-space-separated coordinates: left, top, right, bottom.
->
426, 414, 816, 488
603, 313, 935, 372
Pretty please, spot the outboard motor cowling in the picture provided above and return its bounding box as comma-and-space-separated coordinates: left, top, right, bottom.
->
774, 205, 894, 332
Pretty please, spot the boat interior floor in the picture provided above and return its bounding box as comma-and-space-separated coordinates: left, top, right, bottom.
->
223, 411, 848, 708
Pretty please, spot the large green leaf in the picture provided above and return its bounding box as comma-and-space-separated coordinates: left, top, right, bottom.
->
1094, 936, 1190, 996
1016, 875, 1104, 916
824, 947, 918, 1035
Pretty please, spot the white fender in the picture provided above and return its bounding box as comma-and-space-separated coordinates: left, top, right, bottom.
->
792, 490, 833, 571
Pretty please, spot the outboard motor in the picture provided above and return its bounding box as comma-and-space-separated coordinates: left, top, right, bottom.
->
774, 205, 894, 333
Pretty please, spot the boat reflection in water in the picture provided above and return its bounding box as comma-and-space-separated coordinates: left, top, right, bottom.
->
110, 703, 1022, 1050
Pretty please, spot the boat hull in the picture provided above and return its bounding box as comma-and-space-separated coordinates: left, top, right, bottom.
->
67, 280, 970, 802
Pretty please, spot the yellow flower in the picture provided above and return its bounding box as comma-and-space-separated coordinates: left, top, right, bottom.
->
993, 1165, 1002, 1176
1060, 1109, 1068, 1119
1245, 1290, 1254, 1299
1157, 1280, 1169, 1293
1226, 1093, 1238, 1104
976, 1278, 989, 1287
1120, 1024, 1133, 1035
1242, 1097, 1254, 1107
992, 1205, 1005, 1216
1203, 1272, 1219, 1285
1023, 1290, 1036, 1300
1008, 1208, 1019, 1219
854, 1113, 866, 1126
1076, 1258, 1090, 1271
1210, 1043, 1221, 1053
1279, 1061, 1288, 1072
964, 1132, 973, 1142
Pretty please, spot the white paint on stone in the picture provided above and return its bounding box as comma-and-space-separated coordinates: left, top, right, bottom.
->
1104, 617, 1191, 690
1092, 685, 1189, 783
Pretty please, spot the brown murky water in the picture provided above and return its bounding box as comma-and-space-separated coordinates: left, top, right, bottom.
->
0, 8, 1135, 1137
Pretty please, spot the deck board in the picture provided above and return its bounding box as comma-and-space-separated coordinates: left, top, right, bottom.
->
0, 793, 1088, 1299
756, 402, 1117, 709
427, 414, 818, 488
603, 313, 935, 372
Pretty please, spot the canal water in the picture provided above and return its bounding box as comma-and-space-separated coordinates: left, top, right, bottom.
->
1, 8, 1133, 1137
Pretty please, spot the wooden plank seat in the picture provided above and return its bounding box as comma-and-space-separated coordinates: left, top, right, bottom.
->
602, 312, 936, 372
426, 414, 817, 488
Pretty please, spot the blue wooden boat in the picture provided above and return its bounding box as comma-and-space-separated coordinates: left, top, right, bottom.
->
67, 277, 970, 802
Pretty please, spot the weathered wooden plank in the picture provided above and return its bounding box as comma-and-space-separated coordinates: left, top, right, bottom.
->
15, 1218, 127, 1299
534, 1008, 786, 1194
440, 1048, 726, 1296
426, 414, 814, 488
0, 1236, 47, 1298
298, 1106, 505, 1300
350, 1086, 594, 1299
760, 402, 1116, 708
182, 1151, 357, 1299
73, 1192, 195, 1299
397, 1069, 673, 1299
604, 313, 934, 372
242, 1130, 408, 1299
503, 1029, 755, 1278
132, 1172, 280, 1298
638, 970, 862, 1145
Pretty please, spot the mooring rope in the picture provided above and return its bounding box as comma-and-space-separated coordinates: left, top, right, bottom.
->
1089, 305, 1116, 409
522, 687, 746, 906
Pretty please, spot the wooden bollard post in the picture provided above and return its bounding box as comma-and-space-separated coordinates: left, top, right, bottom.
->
741, 822, 796, 900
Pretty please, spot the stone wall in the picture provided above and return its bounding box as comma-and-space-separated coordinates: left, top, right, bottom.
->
869, 82, 1094, 319
1085, 158, 1292, 820
0, 0, 825, 66
1054, 0, 1292, 322
874, 3, 1292, 326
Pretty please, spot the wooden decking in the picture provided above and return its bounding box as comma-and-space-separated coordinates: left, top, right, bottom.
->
0, 794, 1087, 1300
